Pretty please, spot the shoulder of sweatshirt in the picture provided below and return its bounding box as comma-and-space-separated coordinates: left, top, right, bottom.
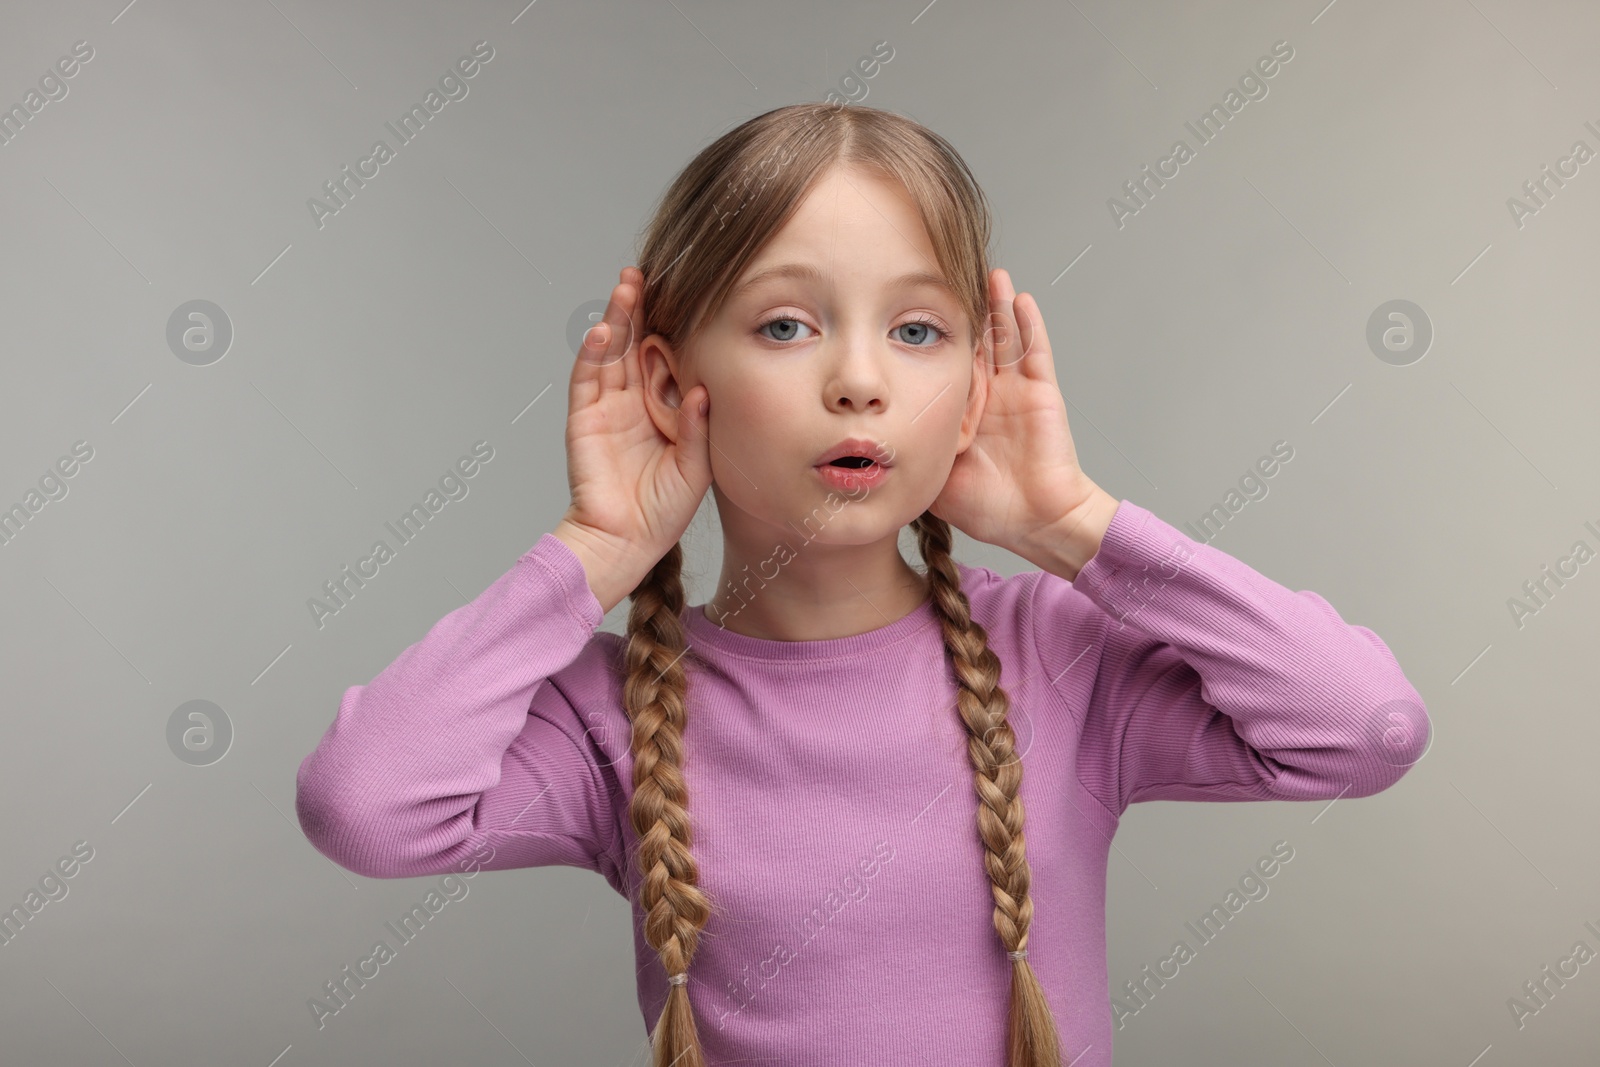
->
947, 541, 1125, 734
946, 554, 1108, 760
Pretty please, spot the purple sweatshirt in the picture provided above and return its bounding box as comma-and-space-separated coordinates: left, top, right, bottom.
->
295, 499, 1427, 1066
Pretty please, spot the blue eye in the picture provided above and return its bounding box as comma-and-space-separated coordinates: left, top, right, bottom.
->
757, 317, 815, 342
894, 317, 950, 346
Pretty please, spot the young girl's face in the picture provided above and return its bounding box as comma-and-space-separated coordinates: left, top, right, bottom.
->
648, 164, 987, 547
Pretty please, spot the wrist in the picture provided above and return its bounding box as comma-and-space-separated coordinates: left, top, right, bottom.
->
1017, 485, 1121, 583
550, 516, 644, 616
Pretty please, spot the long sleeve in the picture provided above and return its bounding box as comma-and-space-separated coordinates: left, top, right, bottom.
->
295, 532, 625, 884
1032, 500, 1430, 818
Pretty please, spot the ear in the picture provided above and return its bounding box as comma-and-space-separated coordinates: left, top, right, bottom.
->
640, 333, 689, 443
955, 342, 988, 454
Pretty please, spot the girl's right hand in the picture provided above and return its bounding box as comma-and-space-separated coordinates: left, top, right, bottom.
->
556, 267, 712, 597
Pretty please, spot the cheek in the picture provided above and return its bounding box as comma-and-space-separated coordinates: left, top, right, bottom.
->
710, 374, 793, 441
928, 371, 974, 431
703, 380, 798, 494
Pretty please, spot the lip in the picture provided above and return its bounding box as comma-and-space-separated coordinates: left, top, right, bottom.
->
815, 463, 889, 491
813, 437, 895, 468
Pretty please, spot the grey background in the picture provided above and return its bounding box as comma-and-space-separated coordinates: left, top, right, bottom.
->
1, 0, 1596, 1064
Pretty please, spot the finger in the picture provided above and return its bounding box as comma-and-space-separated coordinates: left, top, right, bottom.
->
1014, 285, 1034, 356
579, 277, 623, 364
569, 312, 602, 413
985, 269, 1025, 371
620, 266, 652, 395
978, 268, 1003, 372
586, 276, 634, 394
572, 281, 623, 410
1013, 291, 1059, 386
616, 275, 645, 395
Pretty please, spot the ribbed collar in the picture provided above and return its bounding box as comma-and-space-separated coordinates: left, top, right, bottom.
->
681, 572, 962, 663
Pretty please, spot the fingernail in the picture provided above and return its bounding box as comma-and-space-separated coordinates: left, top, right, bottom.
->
699, 397, 708, 417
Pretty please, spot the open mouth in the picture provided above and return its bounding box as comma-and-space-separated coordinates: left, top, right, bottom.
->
814, 455, 889, 488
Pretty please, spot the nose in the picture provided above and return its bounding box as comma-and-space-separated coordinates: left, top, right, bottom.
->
822, 331, 888, 413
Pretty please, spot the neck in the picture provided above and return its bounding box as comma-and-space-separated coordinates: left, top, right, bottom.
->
706, 557, 930, 642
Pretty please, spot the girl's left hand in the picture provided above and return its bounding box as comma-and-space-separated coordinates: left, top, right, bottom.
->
928, 269, 1107, 555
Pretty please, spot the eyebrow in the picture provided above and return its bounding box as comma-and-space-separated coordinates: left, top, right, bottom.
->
728, 262, 955, 302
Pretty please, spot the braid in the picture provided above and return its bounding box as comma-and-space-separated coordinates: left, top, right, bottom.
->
622, 540, 712, 1067
912, 511, 1067, 1067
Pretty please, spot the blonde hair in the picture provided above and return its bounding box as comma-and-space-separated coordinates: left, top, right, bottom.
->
622, 102, 1064, 1067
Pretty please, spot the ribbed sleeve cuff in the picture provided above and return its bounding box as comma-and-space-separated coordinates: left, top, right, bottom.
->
518, 532, 605, 632
1070, 499, 1162, 602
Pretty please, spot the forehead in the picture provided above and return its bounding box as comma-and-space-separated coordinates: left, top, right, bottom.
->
730, 262, 955, 304
730, 166, 948, 298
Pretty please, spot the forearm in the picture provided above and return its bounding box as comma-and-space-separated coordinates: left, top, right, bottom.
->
1034, 498, 1430, 808
296, 532, 607, 876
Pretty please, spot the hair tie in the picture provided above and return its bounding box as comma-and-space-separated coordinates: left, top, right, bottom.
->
668, 972, 687, 986
1007, 949, 1028, 961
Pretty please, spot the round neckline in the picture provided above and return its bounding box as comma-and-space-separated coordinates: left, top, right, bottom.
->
683, 576, 951, 663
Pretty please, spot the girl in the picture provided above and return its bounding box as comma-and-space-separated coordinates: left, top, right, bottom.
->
296, 102, 1428, 1067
